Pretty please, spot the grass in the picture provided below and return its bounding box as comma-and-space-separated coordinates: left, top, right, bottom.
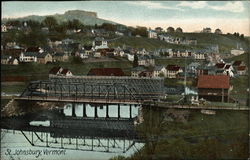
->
230, 76, 249, 103
109, 36, 203, 51
130, 109, 249, 160
1, 83, 27, 94
1, 60, 133, 78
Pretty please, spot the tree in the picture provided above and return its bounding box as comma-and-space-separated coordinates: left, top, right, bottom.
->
43, 16, 58, 31
240, 34, 244, 39
132, 26, 148, 37
6, 20, 21, 27
133, 53, 139, 67
176, 27, 183, 33
101, 23, 116, 31
26, 20, 41, 29
167, 27, 175, 33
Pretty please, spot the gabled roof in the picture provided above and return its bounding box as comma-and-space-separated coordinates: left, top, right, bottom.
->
225, 65, 231, 69
232, 61, 242, 66
154, 65, 165, 71
166, 65, 181, 71
197, 75, 230, 89
87, 68, 125, 76
49, 67, 62, 74
84, 45, 93, 51
215, 63, 225, 69
26, 47, 40, 52
61, 69, 70, 75
37, 52, 50, 58
237, 66, 246, 71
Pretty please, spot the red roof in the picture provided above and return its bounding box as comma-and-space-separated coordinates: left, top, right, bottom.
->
61, 69, 70, 75
166, 65, 181, 71
197, 75, 230, 89
237, 66, 246, 71
215, 63, 225, 69
49, 67, 62, 74
87, 68, 124, 76
233, 61, 242, 66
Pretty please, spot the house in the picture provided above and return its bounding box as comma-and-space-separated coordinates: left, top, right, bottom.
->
215, 63, 234, 77
93, 37, 108, 50
166, 65, 183, 78
236, 66, 247, 76
8, 57, 19, 65
49, 66, 72, 77
127, 53, 134, 62
131, 66, 146, 77
152, 66, 166, 77
62, 38, 74, 45
83, 45, 94, 56
53, 52, 69, 62
26, 46, 43, 53
49, 66, 63, 75
19, 52, 38, 62
194, 51, 206, 60
37, 53, 53, 64
1, 55, 11, 64
60, 68, 73, 76
202, 27, 212, 33
1, 24, 7, 32
187, 62, 201, 74
138, 55, 155, 67
87, 68, 125, 76
231, 49, 245, 56
232, 60, 244, 67
137, 48, 148, 55
197, 75, 230, 102
148, 30, 157, 39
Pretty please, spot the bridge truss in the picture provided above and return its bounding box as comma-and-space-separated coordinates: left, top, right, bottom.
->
21, 76, 164, 103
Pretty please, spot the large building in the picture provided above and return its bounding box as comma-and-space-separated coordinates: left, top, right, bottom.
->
197, 75, 230, 102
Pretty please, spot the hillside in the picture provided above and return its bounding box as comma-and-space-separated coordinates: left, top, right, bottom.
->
163, 32, 249, 53
2, 10, 119, 26
108, 34, 249, 53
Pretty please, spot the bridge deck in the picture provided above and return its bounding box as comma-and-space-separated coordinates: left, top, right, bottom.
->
14, 97, 142, 105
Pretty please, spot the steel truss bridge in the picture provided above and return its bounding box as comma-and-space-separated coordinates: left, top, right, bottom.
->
18, 75, 164, 104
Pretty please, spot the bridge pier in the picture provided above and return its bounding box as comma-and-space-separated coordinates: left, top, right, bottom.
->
72, 103, 76, 117
83, 103, 87, 117
118, 104, 120, 119
129, 104, 132, 119
106, 104, 109, 118
94, 106, 98, 118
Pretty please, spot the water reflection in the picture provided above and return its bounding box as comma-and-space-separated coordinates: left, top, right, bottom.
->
1, 103, 144, 160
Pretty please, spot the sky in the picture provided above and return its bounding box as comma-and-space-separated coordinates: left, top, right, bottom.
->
2, 1, 250, 35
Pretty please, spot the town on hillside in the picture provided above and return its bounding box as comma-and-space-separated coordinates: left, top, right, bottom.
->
1, 16, 249, 106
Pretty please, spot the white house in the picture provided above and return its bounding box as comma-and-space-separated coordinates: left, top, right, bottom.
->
127, 54, 134, 62
148, 30, 157, 39
194, 52, 206, 60
19, 52, 38, 62
231, 49, 245, 56
152, 66, 166, 77
93, 37, 108, 50
1, 24, 7, 32
166, 65, 183, 78
138, 55, 155, 67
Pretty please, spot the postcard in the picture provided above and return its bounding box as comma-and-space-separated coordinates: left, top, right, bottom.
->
1, 1, 249, 160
